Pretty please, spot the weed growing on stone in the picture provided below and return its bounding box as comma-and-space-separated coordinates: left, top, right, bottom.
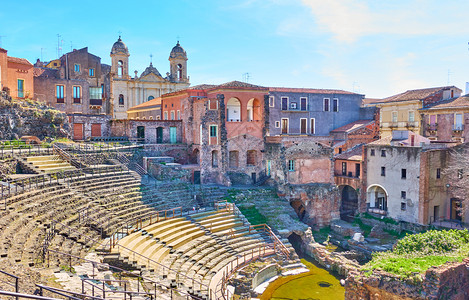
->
362, 229, 469, 279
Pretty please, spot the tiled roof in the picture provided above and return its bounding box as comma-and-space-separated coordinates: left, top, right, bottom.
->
33, 67, 58, 78
189, 84, 217, 90
270, 87, 358, 95
208, 81, 267, 90
368, 135, 393, 146
7, 56, 33, 66
362, 98, 382, 105
331, 120, 374, 133
422, 96, 469, 110
0, 47, 7, 53
127, 97, 162, 111
335, 144, 363, 160
376, 86, 456, 104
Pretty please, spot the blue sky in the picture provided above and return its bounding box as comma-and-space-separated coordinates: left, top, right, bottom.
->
1, 0, 469, 98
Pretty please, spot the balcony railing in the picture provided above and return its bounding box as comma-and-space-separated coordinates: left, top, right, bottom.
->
90, 99, 102, 106
453, 124, 464, 132
426, 123, 438, 131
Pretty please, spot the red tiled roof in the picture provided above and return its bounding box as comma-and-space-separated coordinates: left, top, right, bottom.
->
368, 135, 393, 146
7, 56, 33, 66
330, 120, 374, 133
188, 84, 217, 90
376, 86, 457, 104
33, 67, 58, 78
362, 98, 382, 105
269, 87, 358, 95
422, 96, 469, 110
0, 47, 7, 53
208, 80, 267, 91
127, 97, 162, 111
335, 144, 363, 160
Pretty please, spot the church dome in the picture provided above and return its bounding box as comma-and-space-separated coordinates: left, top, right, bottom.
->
170, 41, 186, 58
111, 36, 129, 55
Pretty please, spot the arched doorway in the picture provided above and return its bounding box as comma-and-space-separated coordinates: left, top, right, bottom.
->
340, 185, 358, 221
227, 98, 241, 122
290, 200, 306, 221
367, 185, 388, 214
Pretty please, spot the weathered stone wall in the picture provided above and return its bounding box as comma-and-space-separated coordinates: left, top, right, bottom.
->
0, 97, 70, 140
143, 144, 189, 164
68, 113, 111, 140
345, 259, 469, 300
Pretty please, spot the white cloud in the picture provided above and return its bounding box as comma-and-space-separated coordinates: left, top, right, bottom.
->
298, 0, 469, 43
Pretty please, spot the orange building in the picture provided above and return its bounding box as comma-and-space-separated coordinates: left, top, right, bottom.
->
1, 51, 34, 99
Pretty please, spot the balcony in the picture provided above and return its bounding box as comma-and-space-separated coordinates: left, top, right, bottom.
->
405, 121, 418, 128
453, 124, 464, 132
90, 99, 103, 106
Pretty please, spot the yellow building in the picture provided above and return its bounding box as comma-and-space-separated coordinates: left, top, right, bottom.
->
367, 86, 462, 138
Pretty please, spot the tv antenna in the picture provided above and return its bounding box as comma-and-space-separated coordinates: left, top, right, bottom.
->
242, 72, 250, 83
56, 34, 63, 58
447, 69, 453, 85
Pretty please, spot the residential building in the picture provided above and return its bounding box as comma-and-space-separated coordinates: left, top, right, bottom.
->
330, 119, 379, 154
127, 97, 162, 120
420, 95, 469, 143
365, 130, 461, 225
368, 86, 462, 138
0, 47, 34, 99
0, 48, 7, 92
110, 37, 190, 119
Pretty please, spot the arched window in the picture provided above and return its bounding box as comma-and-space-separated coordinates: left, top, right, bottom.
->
177, 64, 183, 80
118, 94, 124, 106
148, 96, 154, 101
227, 98, 241, 122
117, 60, 123, 77
247, 98, 261, 121
247, 150, 256, 165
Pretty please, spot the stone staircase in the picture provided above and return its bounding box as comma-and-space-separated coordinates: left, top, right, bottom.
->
18, 155, 75, 174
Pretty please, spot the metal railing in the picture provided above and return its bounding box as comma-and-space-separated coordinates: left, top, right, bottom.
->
44, 249, 204, 300
0, 269, 19, 299
248, 224, 291, 258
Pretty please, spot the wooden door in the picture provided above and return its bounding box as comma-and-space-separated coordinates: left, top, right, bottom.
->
91, 124, 101, 137
73, 123, 84, 140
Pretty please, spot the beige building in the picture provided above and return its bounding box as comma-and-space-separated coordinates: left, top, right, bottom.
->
367, 86, 462, 138
110, 37, 190, 119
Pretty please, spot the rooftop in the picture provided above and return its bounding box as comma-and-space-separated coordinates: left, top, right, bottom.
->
269, 87, 359, 95
7, 56, 33, 66
374, 86, 456, 104
422, 95, 469, 110
335, 144, 364, 161
330, 120, 375, 133
127, 97, 162, 112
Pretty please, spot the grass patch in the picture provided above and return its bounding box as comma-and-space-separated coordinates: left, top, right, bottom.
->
353, 218, 373, 237
362, 212, 399, 225
362, 229, 469, 279
312, 226, 331, 244
238, 206, 267, 225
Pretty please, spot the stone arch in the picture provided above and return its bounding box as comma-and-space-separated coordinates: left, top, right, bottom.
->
227, 97, 241, 122
367, 184, 388, 212
290, 199, 306, 221
340, 185, 359, 221
191, 148, 200, 164
247, 98, 261, 121
211, 150, 219, 168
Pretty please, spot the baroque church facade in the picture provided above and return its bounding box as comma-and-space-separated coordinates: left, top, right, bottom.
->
110, 37, 190, 119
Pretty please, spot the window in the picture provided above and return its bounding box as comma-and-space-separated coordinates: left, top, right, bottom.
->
310, 118, 315, 134
73, 86, 81, 104
275, 121, 280, 128
269, 96, 275, 107
148, 96, 154, 101
74, 64, 80, 72
247, 150, 256, 166
117, 60, 123, 77
118, 94, 124, 106
436, 168, 441, 179
89, 68, 95, 77
401, 191, 406, 199
281, 118, 289, 134
455, 113, 463, 130
430, 115, 437, 125
288, 160, 295, 171
281, 97, 288, 110
338, 148, 342, 154
332, 98, 338, 112
323, 98, 330, 111
401, 168, 407, 179
392, 111, 398, 123
229, 151, 239, 168
300, 118, 307, 134
381, 150, 386, 157
177, 64, 183, 80
209, 125, 217, 137
164, 111, 168, 120
170, 111, 175, 120
381, 166, 386, 176
177, 110, 181, 120
209, 99, 218, 110
342, 162, 347, 175
401, 202, 407, 211
370, 149, 375, 156
408, 111, 415, 122
101, 84, 105, 99
300, 97, 307, 111
56, 85, 64, 103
